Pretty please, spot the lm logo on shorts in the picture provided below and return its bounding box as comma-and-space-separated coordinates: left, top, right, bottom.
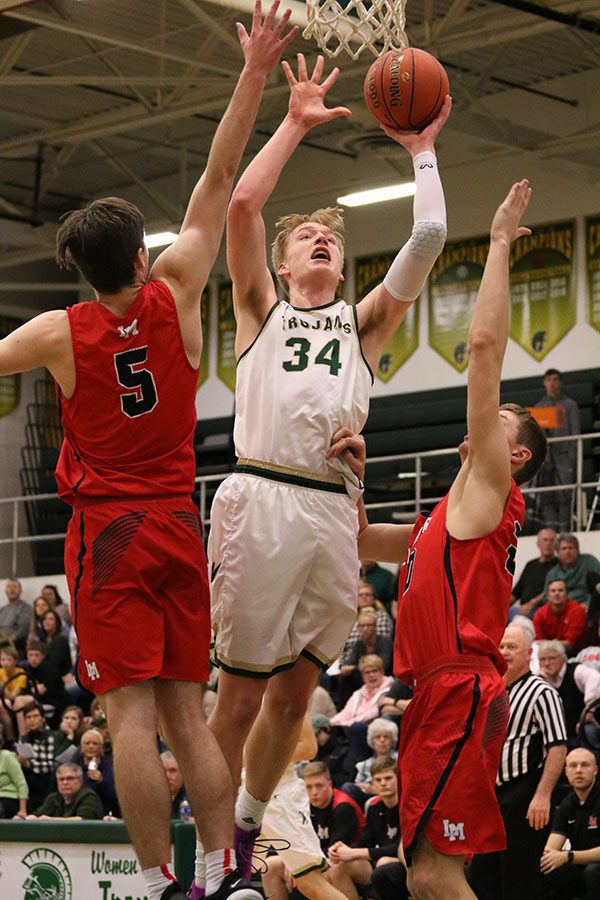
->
85, 659, 100, 681
443, 819, 465, 842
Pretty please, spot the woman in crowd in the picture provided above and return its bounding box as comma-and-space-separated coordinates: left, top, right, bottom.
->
41, 584, 71, 626
330, 656, 394, 760
52, 705, 85, 758
27, 596, 53, 645
74, 728, 119, 817
40, 610, 72, 679
0, 725, 28, 818
340, 718, 399, 808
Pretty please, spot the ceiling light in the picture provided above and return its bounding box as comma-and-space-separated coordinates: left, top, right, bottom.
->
145, 231, 179, 248
337, 182, 416, 207
397, 471, 429, 479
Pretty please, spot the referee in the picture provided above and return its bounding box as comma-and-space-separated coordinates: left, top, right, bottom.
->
469, 621, 567, 900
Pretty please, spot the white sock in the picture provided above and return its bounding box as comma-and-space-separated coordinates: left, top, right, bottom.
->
142, 864, 177, 900
235, 785, 268, 831
205, 848, 236, 895
195, 839, 206, 891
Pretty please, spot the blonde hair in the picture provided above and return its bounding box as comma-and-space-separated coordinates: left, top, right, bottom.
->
358, 654, 384, 673
271, 207, 345, 293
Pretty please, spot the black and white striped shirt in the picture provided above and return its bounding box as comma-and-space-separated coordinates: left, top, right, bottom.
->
498, 671, 567, 785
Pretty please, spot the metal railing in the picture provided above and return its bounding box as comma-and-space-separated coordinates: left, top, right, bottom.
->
1, 431, 599, 575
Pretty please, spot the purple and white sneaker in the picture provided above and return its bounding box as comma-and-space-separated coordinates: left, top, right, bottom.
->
233, 825, 261, 882
186, 882, 205, 900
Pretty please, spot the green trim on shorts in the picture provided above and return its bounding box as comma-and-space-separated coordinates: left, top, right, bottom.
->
292, 858, 328, 879
234, 463, 347, 494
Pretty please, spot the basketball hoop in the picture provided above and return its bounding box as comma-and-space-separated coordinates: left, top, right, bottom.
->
303, 0, 408, 60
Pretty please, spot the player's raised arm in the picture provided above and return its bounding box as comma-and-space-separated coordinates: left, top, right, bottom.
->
356, 97, 450, 372
447, 180, 533, 536
0, 311, 73, 391
227, 54, 351, 345
151, 0, 297, 303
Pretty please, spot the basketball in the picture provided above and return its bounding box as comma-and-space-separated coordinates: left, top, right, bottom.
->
363, 48, 449, 132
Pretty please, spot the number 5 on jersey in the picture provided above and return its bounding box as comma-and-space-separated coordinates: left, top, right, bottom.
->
114, 346, 158, 418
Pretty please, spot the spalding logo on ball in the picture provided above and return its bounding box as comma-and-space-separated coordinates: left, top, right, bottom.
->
364, 48, 449, 132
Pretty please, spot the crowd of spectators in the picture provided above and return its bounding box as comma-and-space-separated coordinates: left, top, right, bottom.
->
0, 503, 598, 898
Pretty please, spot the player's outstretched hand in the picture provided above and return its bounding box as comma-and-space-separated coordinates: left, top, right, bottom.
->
237, 0, 299, 75
490, 179, 532, 246
326, 427, 366, 482
283, 53, 352, 131
380, 94, 451, 155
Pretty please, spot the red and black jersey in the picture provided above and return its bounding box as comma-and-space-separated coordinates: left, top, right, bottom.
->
55, 280, 198, 503
355, 796, 400, 861
395, 481, 524, 684
309, 788, 366, 853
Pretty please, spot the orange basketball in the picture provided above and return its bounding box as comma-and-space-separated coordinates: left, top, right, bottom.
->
363, 48, 449, 132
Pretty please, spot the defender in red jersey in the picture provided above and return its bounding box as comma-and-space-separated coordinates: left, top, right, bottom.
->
328, 182, 548, 900
0, 6, 298, 900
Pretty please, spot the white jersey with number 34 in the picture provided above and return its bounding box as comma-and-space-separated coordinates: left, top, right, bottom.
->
234, 298, 372, 476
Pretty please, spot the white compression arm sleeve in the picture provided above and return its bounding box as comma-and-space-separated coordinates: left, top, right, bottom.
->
382, 151, 447, 302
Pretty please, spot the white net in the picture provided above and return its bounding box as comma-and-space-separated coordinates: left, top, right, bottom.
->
303, 0, 408, 60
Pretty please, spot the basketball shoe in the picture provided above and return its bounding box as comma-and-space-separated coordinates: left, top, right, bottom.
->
233, 825, 261, 881
160, 883, 188, 900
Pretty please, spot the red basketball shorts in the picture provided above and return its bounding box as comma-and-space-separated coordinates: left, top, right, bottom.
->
64, 496, 210, 694
399, 655, 509, 865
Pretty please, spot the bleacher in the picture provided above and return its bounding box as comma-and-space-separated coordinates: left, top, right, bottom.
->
17, 368, 600, 573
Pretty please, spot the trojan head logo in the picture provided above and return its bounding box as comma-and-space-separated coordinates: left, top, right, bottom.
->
21, 848, 72, 900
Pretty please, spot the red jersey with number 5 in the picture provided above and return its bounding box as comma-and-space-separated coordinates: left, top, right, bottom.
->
394, 481, 524, 684
55, 280, 198, 503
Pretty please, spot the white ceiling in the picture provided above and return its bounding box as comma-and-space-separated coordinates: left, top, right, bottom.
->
1, 0, 600, 293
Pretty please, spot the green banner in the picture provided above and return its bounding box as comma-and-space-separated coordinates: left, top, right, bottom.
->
509, 220, 575, 359
355, 252, 419, 383
217, 281, 236, 392
586, 215, 600, 334
428, 236, 489, 372
197, 287, 211, 388
0, 316, 23, 418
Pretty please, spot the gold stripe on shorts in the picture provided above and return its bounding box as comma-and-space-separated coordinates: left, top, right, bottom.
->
235, 458, 347, 494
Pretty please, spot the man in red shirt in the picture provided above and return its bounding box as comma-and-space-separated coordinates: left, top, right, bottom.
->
534, 579, 588, 654
0, 6, 296, 900
329, 181, 548, 900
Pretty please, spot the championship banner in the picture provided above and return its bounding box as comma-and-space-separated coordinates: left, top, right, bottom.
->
586, 215, 600, 334
509, 220, 575, 359
0, 316, 23, 418
197, 287, 211, 388
355, 252, 419, 383
428, 236, 489, 372
216, 281, 236, 392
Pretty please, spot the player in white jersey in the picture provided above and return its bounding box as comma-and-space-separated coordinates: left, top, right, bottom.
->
201, 54, 451, 888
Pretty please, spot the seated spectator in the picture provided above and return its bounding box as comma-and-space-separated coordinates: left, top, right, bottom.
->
534, 579, 589, 655
0, 643, 28, 740
538, 641, 600, 749
301, 761, 365, 855
27, 596, 53, 645
22, 762, 103, 820
339, 583, 393, 672
341, 718, 398, 808
377, 678, 412, 726
540, 747, 600, 899
41, 584, 72, 627
52, 705, 85, 759
311, 715, 357, 789
327, 757, 407, 900
90, 712, 112, 755
14, 640, 66, 727
74, 727, 119, 817
0, 578, 31, 656
345, 611, 394, 675
40, 609, 72, 678
575, 615, 600, 672
508, 528, 557, 621
16, 701, 55, 812
309, 684, 337, 722
0, 723, 28, 819
330, 656, 393, 761
360, 562, 397, 615
544, 534, 600, 613
160, 750, 191, 821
